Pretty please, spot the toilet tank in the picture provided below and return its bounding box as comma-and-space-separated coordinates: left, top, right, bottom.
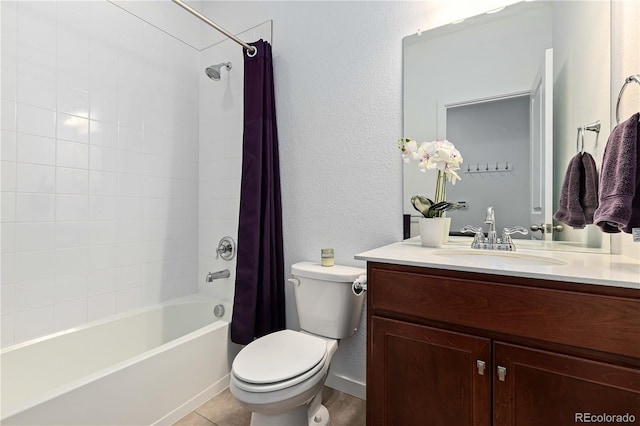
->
290, 262, 366, 339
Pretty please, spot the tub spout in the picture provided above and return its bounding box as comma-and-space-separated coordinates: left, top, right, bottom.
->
206, 269, 230, 282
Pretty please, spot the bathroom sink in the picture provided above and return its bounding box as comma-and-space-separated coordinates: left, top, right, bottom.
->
432, 249, 566, 266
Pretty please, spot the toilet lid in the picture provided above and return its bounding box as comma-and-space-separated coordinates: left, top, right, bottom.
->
232, 330, 327, 384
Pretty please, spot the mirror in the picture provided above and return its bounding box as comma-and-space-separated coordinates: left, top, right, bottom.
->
403, 1, 611, 253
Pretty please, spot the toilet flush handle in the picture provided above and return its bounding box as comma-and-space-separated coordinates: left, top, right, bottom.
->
287, 278, 300, 286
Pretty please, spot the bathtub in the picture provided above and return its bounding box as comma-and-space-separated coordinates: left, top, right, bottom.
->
1, 294, 236, 425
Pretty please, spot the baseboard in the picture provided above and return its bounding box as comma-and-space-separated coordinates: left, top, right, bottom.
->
325, 373, 366, 400
153, 374, 230, 425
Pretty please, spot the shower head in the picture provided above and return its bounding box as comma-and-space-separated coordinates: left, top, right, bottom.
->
205, 62, 232, 81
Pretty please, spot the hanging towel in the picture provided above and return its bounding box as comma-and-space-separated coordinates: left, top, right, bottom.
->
580, 152, 599, 225
593, 112, 640, 233
554, 153, 587, 228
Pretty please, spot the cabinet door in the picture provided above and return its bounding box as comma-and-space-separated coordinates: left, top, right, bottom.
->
368, 316, 491, 426
494, 342, 640, 426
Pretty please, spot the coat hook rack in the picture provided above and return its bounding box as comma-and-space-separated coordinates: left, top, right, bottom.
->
465, 161, 513, 174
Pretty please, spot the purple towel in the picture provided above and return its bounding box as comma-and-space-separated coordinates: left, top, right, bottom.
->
554, 153, 586, 228
593, 112, 640, 233
580, 152, 599, 225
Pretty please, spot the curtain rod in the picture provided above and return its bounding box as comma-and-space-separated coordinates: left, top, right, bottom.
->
171, 0, 257, 56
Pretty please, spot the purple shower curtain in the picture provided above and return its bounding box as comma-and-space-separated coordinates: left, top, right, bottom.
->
231, 40, 286, 345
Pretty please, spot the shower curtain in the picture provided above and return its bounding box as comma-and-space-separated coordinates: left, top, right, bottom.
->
231, 40, 286, 345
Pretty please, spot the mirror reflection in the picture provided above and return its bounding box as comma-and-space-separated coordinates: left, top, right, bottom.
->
402, 1, 611, 252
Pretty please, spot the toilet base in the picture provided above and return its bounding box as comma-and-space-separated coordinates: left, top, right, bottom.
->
249, 403, 330, 426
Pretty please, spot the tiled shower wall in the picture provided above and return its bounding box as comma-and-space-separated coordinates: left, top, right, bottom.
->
0, 1, 200, 346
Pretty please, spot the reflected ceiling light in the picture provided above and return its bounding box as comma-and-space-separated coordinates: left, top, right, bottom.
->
486, 6, 506, 14
451, 18, 466, 24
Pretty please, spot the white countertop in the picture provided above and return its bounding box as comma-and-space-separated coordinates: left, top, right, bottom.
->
355, 238, 640, 290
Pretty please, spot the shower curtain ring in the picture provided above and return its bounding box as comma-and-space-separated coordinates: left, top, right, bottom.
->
246, 46, 258, 58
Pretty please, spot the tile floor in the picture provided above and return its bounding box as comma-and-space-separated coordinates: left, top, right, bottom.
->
174, 386, 366, 426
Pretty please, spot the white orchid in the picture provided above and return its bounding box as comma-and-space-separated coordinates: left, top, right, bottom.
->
398, 138, 463, 184
398, 137, 464, 217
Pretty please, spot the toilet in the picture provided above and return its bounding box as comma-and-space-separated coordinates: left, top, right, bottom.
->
230, 261, 366, 426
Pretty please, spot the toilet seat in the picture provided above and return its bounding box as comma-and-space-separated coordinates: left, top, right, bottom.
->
232, 330, 328, 393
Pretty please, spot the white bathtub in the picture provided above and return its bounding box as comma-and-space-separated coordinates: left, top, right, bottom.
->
1, 294, 236, 425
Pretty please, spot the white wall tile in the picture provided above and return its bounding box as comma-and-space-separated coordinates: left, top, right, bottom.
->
1, 283, 15, 314
16, 133, 55, 165
87, 267, 117, 295
17, 12, 56, 52
1, 68, 17, 101
16, 103, 55, 138
55, 247, 89, 277
55, 194, 88, 221
57, 112, 89, 144
1, 99, 16, 131
57, 57, 90, 93
1, 38, 18, 72
57, 28, 90, 63
89, 244, 118, 271
1, 223, 16, 253
1, 130, 17, 161
54, 273, 88, 303
1, 2, 18, 40
15, 251, 55, 282
90, 90, 118, 124
57, 86, 89, 119
13, 278, 54, 311
87, 292, 116, 321
16, 193, 55, 222
116, 286, 141, 313
15, 222, 55, 251
89, 145, 118, 172
89, 119, 118, 147
17, 43, 56, 83
89, 171, 117, 196
1, 253, 16, 284
16, 73, 56, 110
16, 163, 55, 193
116, 264, 141, 290
55, 221, 89, 249
117, 126, 144, 152
1, 313, 15, 346
13, 305, 54, 343
89, 220, 117, 245
1, 161, 16, 191
56, 168, 89, 195
54, 298, 87, 332
88, 196, 116, 221
57, 140, 89, 169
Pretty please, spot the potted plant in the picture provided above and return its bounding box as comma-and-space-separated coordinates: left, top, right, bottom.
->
398, 138, 463, 246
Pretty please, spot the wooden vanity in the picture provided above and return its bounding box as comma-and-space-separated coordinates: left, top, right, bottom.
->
358, 243, 640, 426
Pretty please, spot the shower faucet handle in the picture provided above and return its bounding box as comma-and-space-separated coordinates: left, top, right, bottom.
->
215, 236, 236, 261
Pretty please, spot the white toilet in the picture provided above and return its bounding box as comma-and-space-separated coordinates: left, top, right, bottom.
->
229, 261, 366, 426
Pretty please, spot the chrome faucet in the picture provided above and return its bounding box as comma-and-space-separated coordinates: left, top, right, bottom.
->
462, 206, 529, 251
485, 207, 497, 246
206, 269, 230, 282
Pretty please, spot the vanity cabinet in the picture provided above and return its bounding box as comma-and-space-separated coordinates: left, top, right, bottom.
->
366, 262, 640, 426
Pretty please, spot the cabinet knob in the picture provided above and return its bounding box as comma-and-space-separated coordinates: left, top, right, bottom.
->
476, 360, 486, 375
497, 366, 507, 382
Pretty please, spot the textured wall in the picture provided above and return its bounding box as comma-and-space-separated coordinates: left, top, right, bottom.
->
202, 0, 514, 398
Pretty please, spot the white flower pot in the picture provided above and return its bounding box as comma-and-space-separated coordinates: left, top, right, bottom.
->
419, 217, 451, 248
